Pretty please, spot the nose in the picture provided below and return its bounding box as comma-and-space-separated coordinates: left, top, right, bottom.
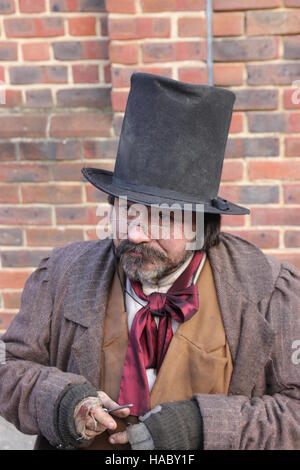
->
127, 220, 151, 244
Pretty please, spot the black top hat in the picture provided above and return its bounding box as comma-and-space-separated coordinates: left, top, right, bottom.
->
82, 72, 250, 215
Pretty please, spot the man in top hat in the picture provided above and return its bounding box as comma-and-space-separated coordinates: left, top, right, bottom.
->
0, 73, 300, 450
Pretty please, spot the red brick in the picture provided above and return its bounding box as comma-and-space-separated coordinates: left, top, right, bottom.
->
50, 112, 112, 138
0, 0, 15, 13
221, 229, 279, 249
111, 89, 129, 112
26, 227, 84, 247
229, 113, 243, 133
252, 208, 300, 226
53, 40, 108, 60
104, 63, 111, 83
0, 313, 17, 330
111, 66, 172, 88
0, 115, 47, 138
214, 0, 281, 9
106, 0, 136, 13
50, 0, 105, 11
4, 17, 64, 38
19, 140, 81, 161
0, 42, 18, 61
141, 0, 206, 11
0, 163, 50, 183
109, 17, 171, 40
247, 113, 284, 133
142, 41, 206, 63
214, 64, 244, 86
100, 16, 108, 36
221, 161, 244, 182
53, 161, 114, 181
109, 43, 139, 65
0, 142, 17, 161
284, 89, 300, 109
72, 64, 99, 83
225, 137, 279, 157
69, 16, 96, 36
247, 63, 300, 86
0, 271, 31, 289
284, 184, 300, 203
55, 206, 98, 225
22, 184, 82, 204
2, 291, 22, 309
10, 65, 68, 85
56, 87, 111, 108
178, 67, 208, 84
0, 207, 51, 225
0, 228, 22, 246
213, 13, 244, 36
178, 17, 206, 37
86, 228, 98, 240
22, 42, 50, 61
249, 161, 300, 180
285, 0, 300, 5
234, 89, 278, 111
220, 214, 246, 227
283, 35, 300, 59
219, 184, 279, 204
25, 89, 53, 108
213, 37, 279, 61
247, 11, 300, 36
0, 89, 23, 107
83, 139, 118, 159
269, 253, 300, 271
1, 250, 51, 268
285, 230, 300, 248
85, 185, 110, 203
19, 0, 46, 12
285, 137, 300, 157
0, 185, 19, 203
286, 113, 300, 133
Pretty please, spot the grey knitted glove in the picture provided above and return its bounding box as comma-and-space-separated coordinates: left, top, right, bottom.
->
127, 398, 203, 450
54, 382, 99, 449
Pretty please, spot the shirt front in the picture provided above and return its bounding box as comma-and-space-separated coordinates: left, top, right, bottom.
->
125, 251, 207, 392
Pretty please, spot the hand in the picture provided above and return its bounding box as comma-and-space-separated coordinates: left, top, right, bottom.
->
83, 391, 131, 439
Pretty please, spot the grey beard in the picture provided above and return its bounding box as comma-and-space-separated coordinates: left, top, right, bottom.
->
115, 240, 192, 284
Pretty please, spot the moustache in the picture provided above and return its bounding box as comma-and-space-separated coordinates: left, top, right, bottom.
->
115, 240, 168, 262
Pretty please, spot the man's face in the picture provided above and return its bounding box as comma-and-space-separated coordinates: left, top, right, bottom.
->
112, 198, 197, 283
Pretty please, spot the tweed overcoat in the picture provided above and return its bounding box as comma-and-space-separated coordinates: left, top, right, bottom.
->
0, 232, 300, 449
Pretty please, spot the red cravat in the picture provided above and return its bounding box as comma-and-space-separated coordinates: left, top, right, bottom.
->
117, 250, 204, 416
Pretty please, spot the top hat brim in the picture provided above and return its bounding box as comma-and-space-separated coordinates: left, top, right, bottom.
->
82, 167, 250, 216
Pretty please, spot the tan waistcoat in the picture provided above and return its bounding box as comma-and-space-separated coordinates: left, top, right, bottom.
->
85, 255, 233, 450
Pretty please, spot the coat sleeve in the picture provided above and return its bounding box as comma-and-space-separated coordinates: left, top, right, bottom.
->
193, 261, 300, 450
0, 251, 95, 448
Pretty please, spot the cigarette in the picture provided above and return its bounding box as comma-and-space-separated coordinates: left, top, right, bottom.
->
103, 404, 134, 414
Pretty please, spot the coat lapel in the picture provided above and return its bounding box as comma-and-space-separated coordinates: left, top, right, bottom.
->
62, 239, 116, 388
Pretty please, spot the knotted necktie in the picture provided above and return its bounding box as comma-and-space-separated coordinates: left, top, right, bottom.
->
117, 250, 204, 416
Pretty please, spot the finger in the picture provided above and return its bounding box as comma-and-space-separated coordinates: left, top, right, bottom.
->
111, 407, 131, 418
109, 431, 129, 445
97, 391, 121, 411
85, 416, 106, 433
90, 406, 117, 431
84, 427, 102, 438
97, 391, 132, 417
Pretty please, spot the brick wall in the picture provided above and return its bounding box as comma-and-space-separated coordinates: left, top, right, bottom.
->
0, 0, 300, 332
